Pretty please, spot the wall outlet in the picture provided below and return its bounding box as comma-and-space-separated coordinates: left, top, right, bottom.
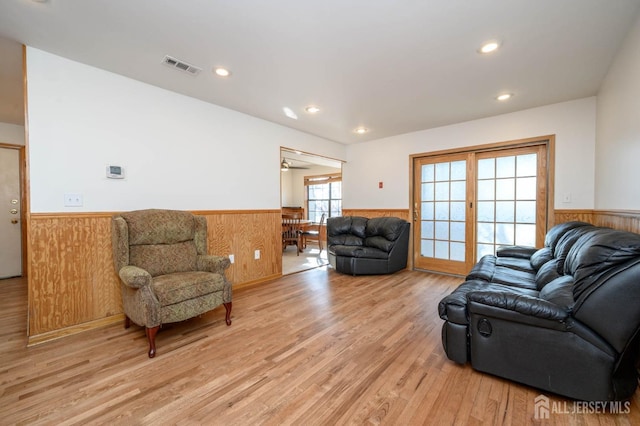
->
229, 254, 234, 264
254, 249, 261, 260
64, 193, 83, 207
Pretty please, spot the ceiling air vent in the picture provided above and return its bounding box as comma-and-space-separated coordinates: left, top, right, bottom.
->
161, 55, 202, 76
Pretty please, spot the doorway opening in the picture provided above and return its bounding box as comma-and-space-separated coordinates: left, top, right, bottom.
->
280, 147, 342, 275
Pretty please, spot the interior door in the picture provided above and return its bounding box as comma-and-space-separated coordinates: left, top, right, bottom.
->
413, 143, 548, 276
0, 146, 22, 278
475, 146, 547, 260
413, 153, 473, 275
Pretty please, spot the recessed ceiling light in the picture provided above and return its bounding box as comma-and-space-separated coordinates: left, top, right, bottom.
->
496, 93, 513, 101
354, 127, 369, 134
479, 41, 500, 54
283, 107, 298, 120
214, 67, 231, 77
305, 105, 321, 114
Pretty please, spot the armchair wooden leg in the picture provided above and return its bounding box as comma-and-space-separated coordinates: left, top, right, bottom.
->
146, 325, 160, 358
224, 302, 232, 326
124, 316, 131, 329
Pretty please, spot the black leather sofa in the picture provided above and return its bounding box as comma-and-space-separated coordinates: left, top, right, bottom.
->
439, 221, 640, 401
327, 216, 410, 275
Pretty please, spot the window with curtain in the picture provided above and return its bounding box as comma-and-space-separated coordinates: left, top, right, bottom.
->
305, 173, 342, 222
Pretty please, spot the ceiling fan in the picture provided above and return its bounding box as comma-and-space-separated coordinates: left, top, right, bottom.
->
280, 158, 309, 171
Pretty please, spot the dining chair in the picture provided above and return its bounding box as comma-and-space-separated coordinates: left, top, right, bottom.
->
301, 213, 326, 253
282, 213, 302, 255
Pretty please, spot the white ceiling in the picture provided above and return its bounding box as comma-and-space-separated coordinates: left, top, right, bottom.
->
1, 0, 639, 144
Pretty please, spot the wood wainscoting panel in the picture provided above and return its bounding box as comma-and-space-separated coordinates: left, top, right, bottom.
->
201, 210, 282, 287
554, 209, 640, 234
28, 213, 121, 337
342, 209, 411, 221
27, 210, 282, 342
553, 209, 594, 226
593, 210, 640, 233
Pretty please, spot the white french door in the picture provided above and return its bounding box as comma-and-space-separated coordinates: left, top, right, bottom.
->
413, 143, 548, 275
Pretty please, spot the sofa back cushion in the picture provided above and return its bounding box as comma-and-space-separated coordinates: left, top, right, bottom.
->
538, 275, 575, 311
119, 209, 199, 277
534, 258, 562, 290
530, 247, 553, 271
327, 216, 368, 247
364, 217, 409, 253
544, 221, 592, 251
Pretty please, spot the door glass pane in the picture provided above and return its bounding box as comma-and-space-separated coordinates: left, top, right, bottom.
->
450, 221, 465, 241
516, 177, 536, 199
435, 240, 449, 259
450, 181, 465, 200
421, 221, 434, 238
516, 201, 536, 223
451, 242, 465, 261
451, 161, 466, 180
496, 201, 515, 222
421, 202, 434, 220
421, 239, 434, 257
435, 163, 450, 181
422, 182, 435, 200
496, 223, 515, 245
450, 202, 465, 221
435, 202, 449, 220
517, 154, 537, 177
435, 221, 449, 239
477, 223, 495, 244
477, 201, 494, 222
516, 224, 536, 246
435, 182, 449, 200
422, 164, 435, 181
477, 180, 494, 200
477, 158, 495, 179
496, 156, 515, 178
496, 178, 515, 200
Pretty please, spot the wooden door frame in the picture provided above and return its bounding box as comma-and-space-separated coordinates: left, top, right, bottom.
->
408, 135, 556, 274
0, 143, 27, 278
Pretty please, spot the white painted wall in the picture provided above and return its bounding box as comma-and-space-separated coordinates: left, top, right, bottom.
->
596, 14, 640, 209
26, 48, 345, 213
0, 122, 25, 146
344, 97, 596, 210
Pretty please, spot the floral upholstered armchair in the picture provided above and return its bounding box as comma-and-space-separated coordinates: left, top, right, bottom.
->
111, 209, 232, 357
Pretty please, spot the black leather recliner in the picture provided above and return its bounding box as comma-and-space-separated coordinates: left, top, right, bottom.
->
439, 221, 640, 401
327, 216, 410, 275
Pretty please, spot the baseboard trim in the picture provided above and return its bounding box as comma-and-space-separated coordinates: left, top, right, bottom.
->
27, 314, 125, 346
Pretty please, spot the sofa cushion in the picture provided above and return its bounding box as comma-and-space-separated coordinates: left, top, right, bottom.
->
539, 275, 575, 311
130, 240, 198, 277
365, 236, 394, 252
365, 217, 408, 241
327, 216, 368, 246
152, 271, 225, 306
534, 258, 562, 290
530, 247, 553, 271
331, 244, 389, 259
121, 209, 195, 245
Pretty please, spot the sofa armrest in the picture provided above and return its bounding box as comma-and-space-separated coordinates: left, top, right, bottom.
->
197, 255, 231, 274
119, 265, 152, 289
468, 291, 569, 321
496, 245, 538, 259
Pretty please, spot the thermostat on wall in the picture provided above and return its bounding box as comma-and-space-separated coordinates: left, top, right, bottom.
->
106, 165, 125, 179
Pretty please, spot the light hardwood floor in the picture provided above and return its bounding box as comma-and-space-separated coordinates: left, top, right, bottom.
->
2, 269, 640, 425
